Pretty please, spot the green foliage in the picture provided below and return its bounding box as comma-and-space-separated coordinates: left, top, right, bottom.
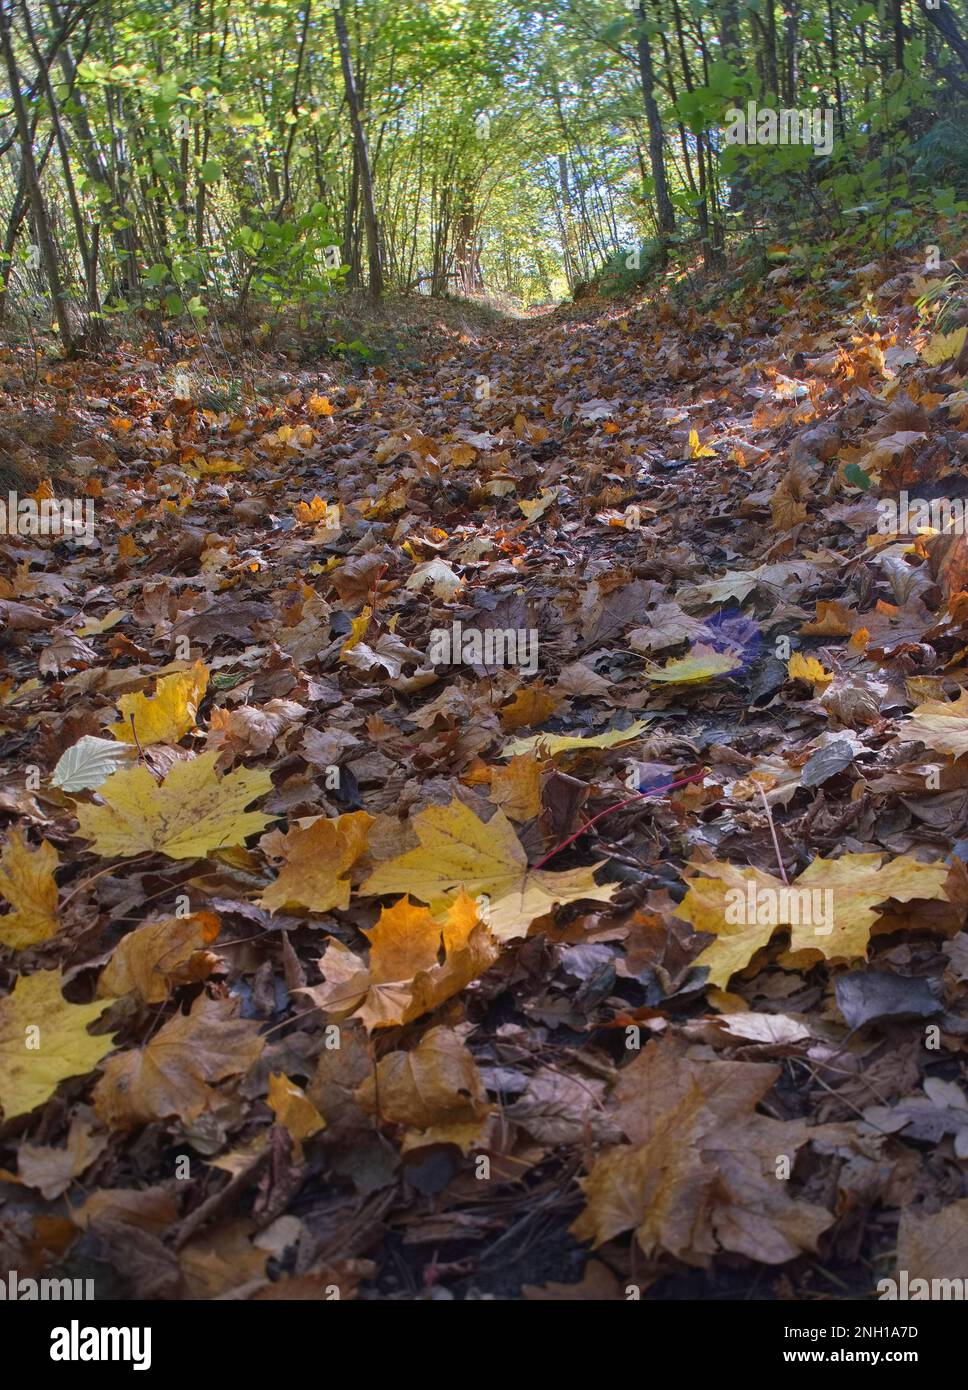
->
1, 0, 965, 332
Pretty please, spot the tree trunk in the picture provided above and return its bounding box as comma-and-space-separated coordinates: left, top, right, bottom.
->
334, 3, 383, 300
453, 200, 481, 294
637, 0, 675, 247
19, 0, 98, 313
0, 1, 75, 353
915, 0, 968, 73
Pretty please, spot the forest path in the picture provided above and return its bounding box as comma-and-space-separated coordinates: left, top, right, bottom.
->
1, 260, 961, 1300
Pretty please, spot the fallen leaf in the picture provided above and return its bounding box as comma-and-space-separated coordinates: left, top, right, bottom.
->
17, 1117, 109, 1199
489, 752, 544, 822
787, 652, 832, 686
93, 993, 263, 1128
902, 688, 968, 757
74, 750, 273, 860
259, 811, 373, 913
359, 797, 616, 941
97, 911, 221, 1003
108, 660, 209, 746
645, 644, 742, 684
301, 892, 498, 1030
51, 735, 136, 791
677, 853, 949, 986
0, 970, 116, 1120
0, 829, 59, 949
267, 1072, 325, 1152
355, 1025, 490, 1151
504, 719, 651, 758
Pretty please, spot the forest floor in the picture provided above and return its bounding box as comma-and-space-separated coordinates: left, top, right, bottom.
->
4, 245, 968, 1300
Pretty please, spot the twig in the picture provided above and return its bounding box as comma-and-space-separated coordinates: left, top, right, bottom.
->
129, 713, 164, 783
758, 783, 790, 885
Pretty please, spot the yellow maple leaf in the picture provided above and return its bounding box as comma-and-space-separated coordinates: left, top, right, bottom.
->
645, 644, 742, 684
677, 853, 949, 987
0, 970, 116, 1121
788, 854, 949, 957
259, 810, 373, 913
0, 829, 59, 949
108, 660, 209, 746
93, 993, 263, 1128
295, 495, 338, 525
902, 688, 968, 757
74, 750, 273, 860
504, 718, 651, 758
922, 327, 967, 366
675, 861, 788, 988
191, 455, 245, 476
359, 798, 616, 941
787, 652, 833, 686
302, 892, 498, 1031
307, 393, 334, 417
688, 428, 716, 458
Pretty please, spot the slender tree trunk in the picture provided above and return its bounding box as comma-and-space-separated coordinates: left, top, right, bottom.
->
0, 1, 75, 353
915, 0, 968, 73
784, 1, 800, 103
637, 0, 675, 247
334, 2, 382, 300
827, 0, 846, 132
19, 0, 98, 313
453, 198, 481, 294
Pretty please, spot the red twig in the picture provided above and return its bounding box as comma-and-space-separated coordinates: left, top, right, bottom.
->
530, 769, 707, 872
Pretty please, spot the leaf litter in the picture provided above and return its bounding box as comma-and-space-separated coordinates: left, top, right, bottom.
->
3, 253, 968, 1300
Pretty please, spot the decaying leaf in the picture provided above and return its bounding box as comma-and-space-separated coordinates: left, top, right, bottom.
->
355, 1026, 490, 1152
97, 911, 221, 1002
93, 994, 263, 1128
572, 1037, 832, 1267
259, 810, 373, 913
